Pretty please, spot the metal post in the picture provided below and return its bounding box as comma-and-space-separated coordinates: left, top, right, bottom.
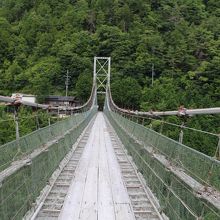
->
151, 63, 155, 87
65, 70, 71, 115
179, 122, 184, 144
218, 136, 220, 159
14, 107, 20, 141
108, 57, 111, 89
65, 69, 70, 97
93, 57, 97, 86
160, 119, 164, 134
12, 107, 22, 158
142, 118, 145, 126
36, 114, 40, 129
48, 117, 51, 134
215, 135, 220, 159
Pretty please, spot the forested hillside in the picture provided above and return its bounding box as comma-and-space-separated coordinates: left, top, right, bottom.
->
0, 0, 219, 153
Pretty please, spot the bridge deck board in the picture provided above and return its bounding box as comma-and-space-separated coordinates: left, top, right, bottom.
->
59, 112, 134, 220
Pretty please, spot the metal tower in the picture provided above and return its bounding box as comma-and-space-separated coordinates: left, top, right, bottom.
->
93, 57, 111, 94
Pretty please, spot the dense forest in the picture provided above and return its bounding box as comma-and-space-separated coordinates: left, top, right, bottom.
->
0, 0, 219, 155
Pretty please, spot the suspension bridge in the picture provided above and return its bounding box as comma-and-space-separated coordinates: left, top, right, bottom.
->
0, 57, 220, 220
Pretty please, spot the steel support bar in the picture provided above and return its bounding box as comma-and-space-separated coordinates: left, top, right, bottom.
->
14, 108, 20, 141
0, 95, 49, 109
108, 96, 220, 116
131, 108, 220, 116
0, 86, 97, 112
0, 96, 15, 103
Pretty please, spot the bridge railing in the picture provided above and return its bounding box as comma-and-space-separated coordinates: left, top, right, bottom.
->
0, 107, 97, 220
0, 111, 90, 172
104, 95, 220, 219
0, 83, 97, 172
106, 86, 220, 190
110, 110, 220, 190
0, 84, 97, 113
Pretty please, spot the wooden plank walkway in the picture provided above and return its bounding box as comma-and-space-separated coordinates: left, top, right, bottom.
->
59, 112, 135, 220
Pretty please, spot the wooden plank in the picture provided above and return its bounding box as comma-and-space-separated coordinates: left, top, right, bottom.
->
98, 122, 115, 220
104, 129, 131, 204
78, 122, 100, 220
114, 204, 134, 220
59, 113, 135, 220
58, 116, 98, 220
103, 116, 135, 220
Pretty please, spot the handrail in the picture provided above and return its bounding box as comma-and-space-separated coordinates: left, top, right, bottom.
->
0, 85, 96, 112
107, 86, 220, 116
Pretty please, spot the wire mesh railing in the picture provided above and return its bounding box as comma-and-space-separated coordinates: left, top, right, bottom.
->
0, 110, 90, 172
119, 113, 220, 158
0, 107, 97, 220
104, 95, 220, 220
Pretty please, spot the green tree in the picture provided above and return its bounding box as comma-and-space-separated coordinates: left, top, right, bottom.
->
111, 77, 142, 109
0, 0, 219, 158
76, 72, 93, 102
